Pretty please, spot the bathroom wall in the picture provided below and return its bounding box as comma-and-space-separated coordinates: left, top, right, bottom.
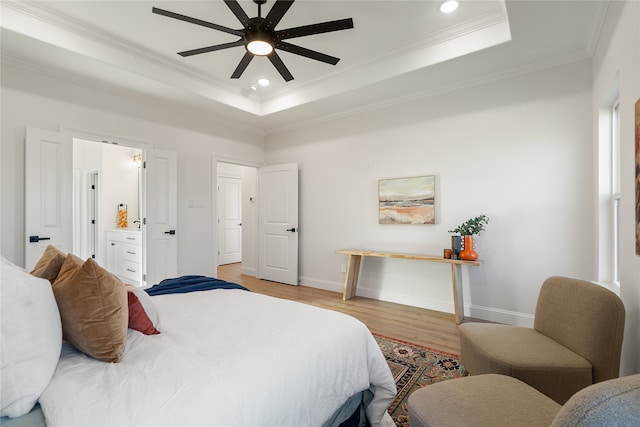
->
73, 138, 140, 263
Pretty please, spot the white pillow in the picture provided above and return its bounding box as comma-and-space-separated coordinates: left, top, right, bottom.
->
1, 257, 62, 418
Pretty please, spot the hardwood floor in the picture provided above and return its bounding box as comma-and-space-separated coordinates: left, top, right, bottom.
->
217, 263, 466, 355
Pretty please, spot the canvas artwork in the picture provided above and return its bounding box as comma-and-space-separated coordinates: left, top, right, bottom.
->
379, 175, 436, 224
635, 98, 640, 256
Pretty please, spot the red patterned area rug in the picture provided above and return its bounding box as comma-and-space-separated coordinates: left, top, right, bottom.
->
373, 334, 466, 427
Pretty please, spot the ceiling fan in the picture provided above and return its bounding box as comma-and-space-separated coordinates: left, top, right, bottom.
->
152, 0, 354, 82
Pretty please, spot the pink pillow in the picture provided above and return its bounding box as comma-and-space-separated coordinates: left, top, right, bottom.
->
127, 291, 160, 335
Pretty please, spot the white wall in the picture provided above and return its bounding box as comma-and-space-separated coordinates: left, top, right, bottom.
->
101, 144, 140, 230
591, 0, 640, 376
72, 138, 102, 260
266, 59, 594, 327
0, 63, 265, 279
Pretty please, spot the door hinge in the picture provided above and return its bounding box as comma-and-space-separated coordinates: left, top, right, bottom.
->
143, 161, 146, 169
143, 218, 146, 225
91, 184, 95, 190
143, 274, 146, 281
91, 219, 95, 224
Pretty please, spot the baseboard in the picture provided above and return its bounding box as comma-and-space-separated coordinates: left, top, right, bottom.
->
299, 275, 534, 326
466, 304, 534, 326
357, 286, 456, 315
300, 276, 456, 314
299, 276, 344, 294
241, 266, 256, 276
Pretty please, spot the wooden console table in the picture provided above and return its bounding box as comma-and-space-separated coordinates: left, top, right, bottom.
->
336, 249, 480, 324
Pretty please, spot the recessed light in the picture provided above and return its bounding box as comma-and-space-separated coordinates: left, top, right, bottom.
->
440, 1, 459, 13
258, 78, 270, 87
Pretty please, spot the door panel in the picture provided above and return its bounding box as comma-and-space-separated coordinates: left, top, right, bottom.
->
218, 176, 242, 265
258, 163, 298, 285
25, 128, 73, 270
144, 148, 177, 286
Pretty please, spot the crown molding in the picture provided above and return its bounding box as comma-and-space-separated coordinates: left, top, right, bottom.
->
584, 0, 609, 56
264, 3, 510, 103
1, 51, 266, 138
265, 50, 591, 136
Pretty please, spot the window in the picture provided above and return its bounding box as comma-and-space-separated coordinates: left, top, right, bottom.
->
597, 98, 621, 288
611, 102, 621, 284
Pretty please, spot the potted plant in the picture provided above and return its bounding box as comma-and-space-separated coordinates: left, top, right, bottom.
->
448, 215, 489, 261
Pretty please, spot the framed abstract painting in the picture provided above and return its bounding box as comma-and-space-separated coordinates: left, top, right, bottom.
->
379, 175, 436, 224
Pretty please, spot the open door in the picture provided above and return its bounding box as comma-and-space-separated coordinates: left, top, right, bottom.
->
144, 148, 178, 286
258, 163, 299, 285
25, 128, 73, 270
218, 176, 242, 265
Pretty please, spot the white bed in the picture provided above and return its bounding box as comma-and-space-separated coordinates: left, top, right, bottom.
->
1, 255, 396, 427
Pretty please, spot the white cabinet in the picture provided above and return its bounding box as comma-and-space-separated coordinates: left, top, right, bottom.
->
107, 230, 142, 286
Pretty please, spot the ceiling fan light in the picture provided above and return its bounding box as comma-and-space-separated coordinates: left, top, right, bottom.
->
247, 40, 273, 56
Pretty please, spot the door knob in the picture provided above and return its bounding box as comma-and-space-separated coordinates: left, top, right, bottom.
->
286, 228, 297, 232
29, 235, 51, 243
164, 230, 176, 235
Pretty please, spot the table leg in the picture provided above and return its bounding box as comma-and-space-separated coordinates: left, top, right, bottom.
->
451, 264, 463, 324
343, 254, 362, 300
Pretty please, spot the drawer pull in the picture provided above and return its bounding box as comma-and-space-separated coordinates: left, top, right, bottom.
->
126, 237, 136, 240
126, 251, 136, 255
126, 268, 136, 273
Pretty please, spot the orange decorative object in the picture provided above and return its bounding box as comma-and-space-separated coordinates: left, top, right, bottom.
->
459, 235, 479, 261
117, 205, 128, 229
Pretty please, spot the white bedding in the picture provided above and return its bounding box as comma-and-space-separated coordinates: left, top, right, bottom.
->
39, 289, 396, 427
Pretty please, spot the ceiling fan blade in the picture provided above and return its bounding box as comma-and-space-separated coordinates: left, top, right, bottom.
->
276, 18, 354, 40
262, 0, 295, 32
230, 52, 254, 79
267, 51, 294, 81
152, 7, 243, 37
179, 39, 245, 57
223, 0, 250, 27
276, 41, 340, 65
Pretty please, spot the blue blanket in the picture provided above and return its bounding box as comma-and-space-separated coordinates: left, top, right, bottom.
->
145, 275, 249, 296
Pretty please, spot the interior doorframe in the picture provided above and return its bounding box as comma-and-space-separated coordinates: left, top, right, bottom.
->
212, 155, 261, 277
61, 125, 152, 272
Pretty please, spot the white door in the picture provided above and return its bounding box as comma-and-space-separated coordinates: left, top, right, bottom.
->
25, 128, 73, 270
258, 163, 299, 285
218, 176, 242, 265
144, 148, 178, 286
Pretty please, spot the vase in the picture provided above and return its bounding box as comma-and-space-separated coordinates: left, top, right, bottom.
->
459, 235, 479, 261
451, 236, 462, 260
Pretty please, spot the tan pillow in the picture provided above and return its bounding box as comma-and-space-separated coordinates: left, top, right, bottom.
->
52, 257, 128, 363
30, 245, 67, 284
52, 253, 84, 288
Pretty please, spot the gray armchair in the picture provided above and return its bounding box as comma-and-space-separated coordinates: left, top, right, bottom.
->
407, 373, 640, 427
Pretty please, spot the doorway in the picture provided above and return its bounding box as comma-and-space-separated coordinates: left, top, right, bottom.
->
73, 138, 142, 266
216, 162, 258, 276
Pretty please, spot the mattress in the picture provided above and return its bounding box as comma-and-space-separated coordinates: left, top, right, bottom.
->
36, 289, 396, 426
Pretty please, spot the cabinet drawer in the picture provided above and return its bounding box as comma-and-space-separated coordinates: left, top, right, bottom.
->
122, 244, 142, 263
121, 260, 141, 282
107, 230, 141, 245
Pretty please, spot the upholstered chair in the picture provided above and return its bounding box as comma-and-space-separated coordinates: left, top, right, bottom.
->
459, 276, 625, 404
407, 373, 640, 427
